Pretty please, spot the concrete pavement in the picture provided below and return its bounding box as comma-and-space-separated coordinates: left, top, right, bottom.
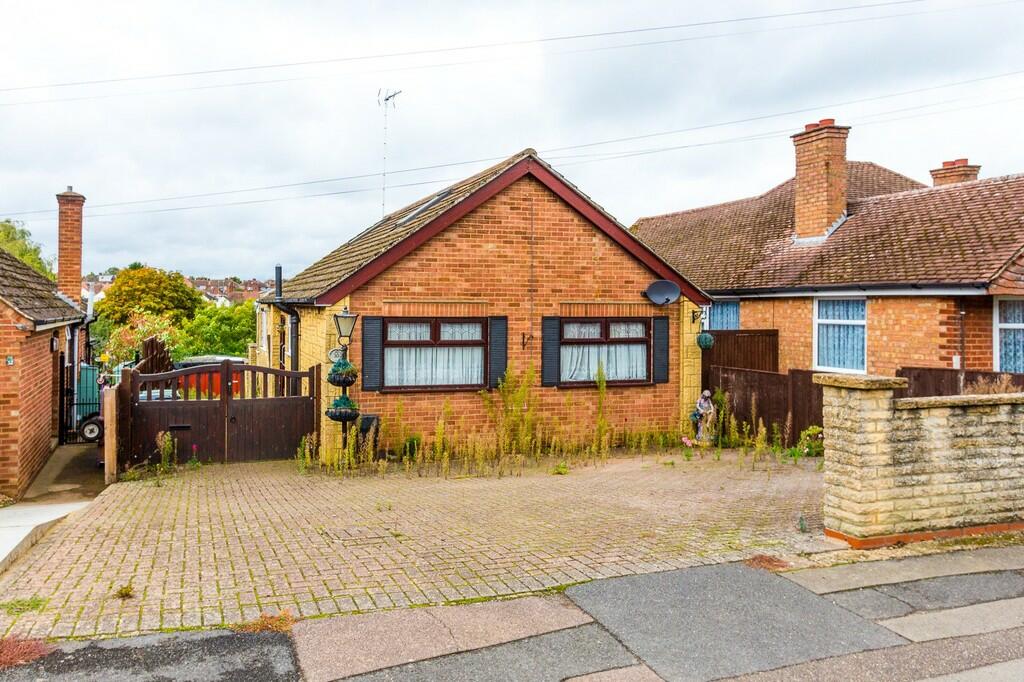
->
6, 545, 1024, 680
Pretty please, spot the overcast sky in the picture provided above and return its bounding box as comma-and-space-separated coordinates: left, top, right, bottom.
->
2, 0, 1022, 280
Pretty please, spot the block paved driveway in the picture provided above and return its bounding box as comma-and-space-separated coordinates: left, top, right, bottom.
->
0, 453, 823, 639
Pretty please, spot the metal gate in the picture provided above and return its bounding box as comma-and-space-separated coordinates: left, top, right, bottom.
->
124, 360, 320, 465
58, 353, 102, 445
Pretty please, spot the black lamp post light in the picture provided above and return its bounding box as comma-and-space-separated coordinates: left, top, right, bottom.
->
325, 307, 361, 441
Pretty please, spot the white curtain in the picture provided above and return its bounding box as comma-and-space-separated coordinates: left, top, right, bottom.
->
560, 343, 647, 382
564, 322, 601, 339
385, 347, 484, 387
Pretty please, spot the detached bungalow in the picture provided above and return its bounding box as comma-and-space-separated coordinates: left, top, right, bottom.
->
255, 150, 708, 457
633, 119, 1024, 377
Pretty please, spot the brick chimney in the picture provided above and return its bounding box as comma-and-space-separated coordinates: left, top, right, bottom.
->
792, 118, 850, 240
930, 158, 980, 186
56, 186, 85, 305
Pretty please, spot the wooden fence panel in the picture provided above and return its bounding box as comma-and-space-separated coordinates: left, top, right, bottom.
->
708, 366, 823, 445
788, 369, 823, 441
709, 365, 789, 438
702, 330, 778, 390
896, 367, 1024, 397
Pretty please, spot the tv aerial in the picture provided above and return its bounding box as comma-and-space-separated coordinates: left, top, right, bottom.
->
378, 88, 402, 217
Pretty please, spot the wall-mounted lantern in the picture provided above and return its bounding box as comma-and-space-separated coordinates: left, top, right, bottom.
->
333, 306, 359, 344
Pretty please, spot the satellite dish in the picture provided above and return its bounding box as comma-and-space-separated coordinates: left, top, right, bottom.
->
644, 280, 681, 306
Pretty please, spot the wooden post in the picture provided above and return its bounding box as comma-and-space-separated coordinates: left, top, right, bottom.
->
103, 387, 118, 484
221, 359, 232, 462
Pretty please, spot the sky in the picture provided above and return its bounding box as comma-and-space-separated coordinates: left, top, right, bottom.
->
2, 0, 1022, 280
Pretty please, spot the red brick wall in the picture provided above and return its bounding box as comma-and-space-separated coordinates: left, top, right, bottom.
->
16, 331, 58, 495
739, 295, 996, 376
740, 298, 813, 372
0, 308, 60, 497
345, 175, 681, 443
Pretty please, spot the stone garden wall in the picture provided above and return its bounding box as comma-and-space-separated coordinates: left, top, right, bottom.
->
815, 373, 1024, 548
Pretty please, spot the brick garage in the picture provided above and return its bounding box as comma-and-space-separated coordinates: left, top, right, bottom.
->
0, 188, 86, 498
256, 151, 708, 460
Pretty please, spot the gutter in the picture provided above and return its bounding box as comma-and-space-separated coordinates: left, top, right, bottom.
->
707, 282, 990, 299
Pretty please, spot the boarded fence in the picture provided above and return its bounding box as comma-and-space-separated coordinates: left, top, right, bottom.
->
707, 366, 821, 445
701, 329, 778, 392
896, 367, 1024, 398
708, 364, 1024, 446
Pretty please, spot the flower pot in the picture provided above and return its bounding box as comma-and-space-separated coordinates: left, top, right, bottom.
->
325, 407, 360, 423
327, 371, 358, 388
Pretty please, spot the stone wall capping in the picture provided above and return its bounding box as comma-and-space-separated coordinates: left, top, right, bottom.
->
812, 373, 908, 390
894, 392, 1024, 410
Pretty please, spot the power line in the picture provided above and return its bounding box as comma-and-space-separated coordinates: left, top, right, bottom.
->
4, 0, 1012, 107
5, 64, 1023, 217
16, 93, 1024, 224
0, 0, 930, 93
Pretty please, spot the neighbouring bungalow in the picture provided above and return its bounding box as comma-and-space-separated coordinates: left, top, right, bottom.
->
255, 150, 709, 458
0, 188, 87, 497
632, 118, 1024, 377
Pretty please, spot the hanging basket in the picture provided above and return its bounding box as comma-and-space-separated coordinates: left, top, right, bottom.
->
696, 331, 715, 351
325, 407, 360, 423
326, 359, 359, 387
327, 370, 358, 388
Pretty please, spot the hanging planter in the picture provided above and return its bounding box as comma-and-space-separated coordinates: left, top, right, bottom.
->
325, 395, 360, 423
326, 359, 359, 387
696, 331, 715, 351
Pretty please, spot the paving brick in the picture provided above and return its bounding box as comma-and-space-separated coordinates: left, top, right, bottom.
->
0, 454, 822, 639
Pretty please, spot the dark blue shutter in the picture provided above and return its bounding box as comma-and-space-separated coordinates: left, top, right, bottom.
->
653, 316, 670, 384
541, 317, 561, 387
361, 316, 383, 391
488, 317, 508, 389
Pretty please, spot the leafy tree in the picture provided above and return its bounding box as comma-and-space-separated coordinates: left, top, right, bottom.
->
95, 266, 204, 326
102, 311, 183, 366
178, 301, 257, 358
126, 261, 145, 270
0, 220, 55, 279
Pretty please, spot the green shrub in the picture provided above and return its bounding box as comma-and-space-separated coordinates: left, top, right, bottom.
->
797, 425, 824, 458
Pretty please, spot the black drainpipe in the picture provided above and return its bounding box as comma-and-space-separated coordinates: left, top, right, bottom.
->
271, 264, 300, 373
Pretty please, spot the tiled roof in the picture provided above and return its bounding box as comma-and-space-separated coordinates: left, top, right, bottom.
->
0, 248, 83, 324
631, 162, 1024, 293
277, 150, 538, 301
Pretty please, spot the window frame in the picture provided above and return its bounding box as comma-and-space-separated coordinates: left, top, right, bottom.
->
381, 317, 488, 392
812, 297, 868, 375
558, 317, 653, 387
993, 296, 1024, 373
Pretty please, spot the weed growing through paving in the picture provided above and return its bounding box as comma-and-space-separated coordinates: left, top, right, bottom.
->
0, 597, 46, 616
234, 609, 296, 633
300, 363, 820, 481
0, 636, 53, 669
114, 583, 134, 600
550, 461, 569, 475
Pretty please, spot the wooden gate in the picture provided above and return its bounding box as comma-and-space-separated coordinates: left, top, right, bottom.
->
124, 360, 320, 465
701, 329, 779, 390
